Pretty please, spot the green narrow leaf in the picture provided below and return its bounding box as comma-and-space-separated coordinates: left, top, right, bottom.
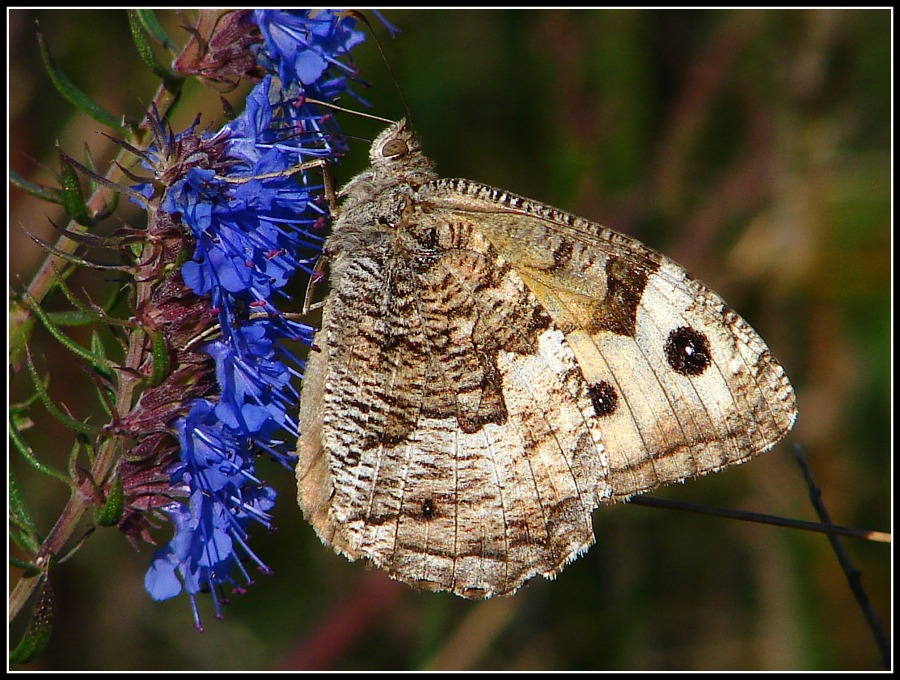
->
89, 329, 107, 361
9, 469, 42, 555
94, 475, 125, 527
45, 269, 136, 329
82, 141, 97, 173
20, 292, 118, 371
133, 9, 177, 52
35, 23, 123, 130
24, 350, 98, 437
97, 189, 120, 220
45, 309, 95, 327
9, 386, 42, 415
82, 143, 99, 198
50, 282, 130, 332
90, 330, 119, 389
58, 148, 94, 227
93, 182, 121, 221
9, 580, 55, 665
8, 411, 71, 487
10, 556, 42, 576
56, 525, 97, 567
77, 144, 121, 220
149, 331, 170, 386
162, 79, 185, 119
8, 170, 63, 204
102, 281, 129, 317
127, 9, 178, 81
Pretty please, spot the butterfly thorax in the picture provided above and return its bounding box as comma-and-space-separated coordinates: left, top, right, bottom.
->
325, 119, 439, 281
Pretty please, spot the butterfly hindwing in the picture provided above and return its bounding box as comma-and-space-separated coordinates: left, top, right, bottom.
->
300, 216, 616, 597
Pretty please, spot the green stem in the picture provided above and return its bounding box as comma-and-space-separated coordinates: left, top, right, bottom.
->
8, 216, 161, 622
7, 12, 205, 624
9, 73, 181, 373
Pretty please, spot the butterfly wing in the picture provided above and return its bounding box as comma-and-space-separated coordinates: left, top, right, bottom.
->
417, 178, 798, 501
297, 175, 797, 599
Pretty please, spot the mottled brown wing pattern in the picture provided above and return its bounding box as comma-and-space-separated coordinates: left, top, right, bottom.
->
299, 218, 614, 597
417, 179, 798, 502
297, 119, 797, 599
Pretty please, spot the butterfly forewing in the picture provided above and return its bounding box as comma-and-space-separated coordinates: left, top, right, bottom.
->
417, 178, 798, 500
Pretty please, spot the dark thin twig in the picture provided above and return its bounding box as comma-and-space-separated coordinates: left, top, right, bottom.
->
792, 443, 890, 670
627, 496, 890, 543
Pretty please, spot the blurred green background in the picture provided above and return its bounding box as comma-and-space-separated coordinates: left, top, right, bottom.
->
9, 9, 890, 671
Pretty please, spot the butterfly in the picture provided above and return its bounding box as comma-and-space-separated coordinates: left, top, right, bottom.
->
296, 118, 797, 599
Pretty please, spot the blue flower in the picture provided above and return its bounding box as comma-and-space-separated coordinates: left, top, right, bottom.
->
206, 325, 294, 435
145, 400, 278, 629
142, 10, 374, 625
253, 9, 366, 90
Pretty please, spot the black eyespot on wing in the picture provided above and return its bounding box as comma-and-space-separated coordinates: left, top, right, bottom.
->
588, 380, 618, 416
421, 497, 436, 520
665, 326, 712, 376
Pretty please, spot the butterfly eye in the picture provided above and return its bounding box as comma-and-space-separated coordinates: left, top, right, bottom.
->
381, 138, 408, 158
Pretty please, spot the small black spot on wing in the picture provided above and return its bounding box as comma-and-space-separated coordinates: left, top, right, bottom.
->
588, 380, 619, 416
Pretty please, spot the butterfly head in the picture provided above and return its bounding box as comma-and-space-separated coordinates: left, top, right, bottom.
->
369, 118, 422, 166
348, 118, 435, 190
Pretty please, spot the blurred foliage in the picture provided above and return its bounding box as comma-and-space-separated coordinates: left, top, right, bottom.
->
9, 8, 890, 671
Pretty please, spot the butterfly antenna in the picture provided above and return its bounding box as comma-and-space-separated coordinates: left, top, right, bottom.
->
344, 10, 414, 131
302, 97, 394, 125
